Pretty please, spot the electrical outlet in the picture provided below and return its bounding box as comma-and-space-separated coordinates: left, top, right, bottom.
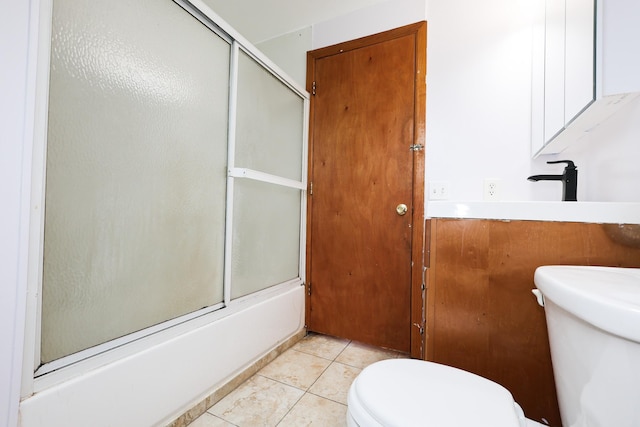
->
429, 181, 450, 200
483, 179, 501, 201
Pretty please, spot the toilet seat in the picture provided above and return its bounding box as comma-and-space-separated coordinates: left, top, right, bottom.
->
347, 359, 529, 427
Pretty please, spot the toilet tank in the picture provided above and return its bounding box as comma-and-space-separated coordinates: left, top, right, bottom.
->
534, 266, 640, 427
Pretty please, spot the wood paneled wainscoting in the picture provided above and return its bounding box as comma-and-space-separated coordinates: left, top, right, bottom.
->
424, 218, 640, 427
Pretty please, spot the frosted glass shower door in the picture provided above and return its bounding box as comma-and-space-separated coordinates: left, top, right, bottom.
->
230, 50, 306, 299
42, 0, 230, 363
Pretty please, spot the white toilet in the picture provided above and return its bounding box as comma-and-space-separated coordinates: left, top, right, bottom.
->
347, 265, 640, 427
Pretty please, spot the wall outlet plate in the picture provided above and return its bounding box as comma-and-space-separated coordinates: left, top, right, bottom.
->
484, 179, 501, 201
429, 181, 450, 200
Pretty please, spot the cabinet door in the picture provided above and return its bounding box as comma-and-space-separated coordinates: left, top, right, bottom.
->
565, 0, 595, 122
544, 0, 566, 141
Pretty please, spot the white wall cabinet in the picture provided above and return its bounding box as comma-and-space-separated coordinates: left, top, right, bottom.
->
532, 0, 640, 157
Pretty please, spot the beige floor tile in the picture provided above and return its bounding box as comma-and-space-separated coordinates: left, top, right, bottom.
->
335, 341, 405, 369
291, 332, 350, 360
308, 362, 361, 405
189, 412, 237, 427
258, 349, 331, 390
277, 393, 348, 427
209, 375, 303, 427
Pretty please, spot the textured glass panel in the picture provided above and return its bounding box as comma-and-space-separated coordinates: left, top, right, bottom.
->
235, 51, 304, 181
42, 0, 229, 362
231, 180, 301, 299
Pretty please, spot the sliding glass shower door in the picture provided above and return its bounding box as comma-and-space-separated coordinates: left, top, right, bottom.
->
41, 0, 307, 367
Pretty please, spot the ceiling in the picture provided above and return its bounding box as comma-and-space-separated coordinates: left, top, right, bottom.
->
201, 0, 389, 43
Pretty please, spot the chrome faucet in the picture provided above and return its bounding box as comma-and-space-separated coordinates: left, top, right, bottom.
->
528, 160, 578, 201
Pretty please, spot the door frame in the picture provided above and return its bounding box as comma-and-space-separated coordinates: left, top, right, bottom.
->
305, 22, 426, 358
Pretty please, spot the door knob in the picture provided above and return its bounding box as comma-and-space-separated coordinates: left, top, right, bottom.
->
396, 203, 408, 216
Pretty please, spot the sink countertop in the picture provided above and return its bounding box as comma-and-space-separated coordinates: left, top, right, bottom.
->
426, 201, 640, 224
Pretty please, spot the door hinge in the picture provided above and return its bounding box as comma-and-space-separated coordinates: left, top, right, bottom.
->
312, 81, 316, 96
409, 144, 424, 151
309, 181, 313, 196
307, 282, 312, 296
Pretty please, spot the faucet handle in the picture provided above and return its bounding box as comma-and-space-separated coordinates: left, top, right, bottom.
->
547, 160, 576, 169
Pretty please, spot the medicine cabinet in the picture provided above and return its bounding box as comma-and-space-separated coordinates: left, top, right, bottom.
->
532, 0, 640, 157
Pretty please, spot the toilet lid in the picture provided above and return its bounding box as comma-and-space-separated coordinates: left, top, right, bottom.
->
349, 359, 522, 427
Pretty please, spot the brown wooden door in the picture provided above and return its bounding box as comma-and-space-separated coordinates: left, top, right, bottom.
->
306, 23, 426, 354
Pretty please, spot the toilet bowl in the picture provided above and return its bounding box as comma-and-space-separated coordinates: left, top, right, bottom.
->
347, 265, 640, 427
346, 358, 544, 427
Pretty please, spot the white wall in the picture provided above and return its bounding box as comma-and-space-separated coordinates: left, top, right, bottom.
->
202, 0, 388, 43
256, 26, 312, 87
426, 0, 553, 202
312, 0, 426, 49
254, 0, 425, 87
426, 0, 640, 203
562, 96, 640, 202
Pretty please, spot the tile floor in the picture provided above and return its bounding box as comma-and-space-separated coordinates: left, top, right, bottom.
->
188, 333, 407, 427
